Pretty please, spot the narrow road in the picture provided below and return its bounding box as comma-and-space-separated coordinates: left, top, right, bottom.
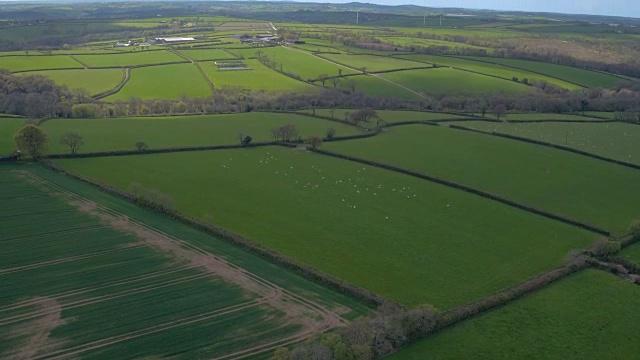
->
282, 45, 428, 99
269, 22, 277, 31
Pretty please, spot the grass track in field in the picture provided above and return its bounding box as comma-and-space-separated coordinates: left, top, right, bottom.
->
75, 50, 185, 68
103, 63, 211, 101
325, 125, 640, 233
41, 112, 361, 153
388, 270, 640, 359
17, 68, 124, 95
318, 54, 426, 72
55, 147, 593, 308
201, 59, 314, 91
0, 55, 82, 72
462, 121, 640, 166
378, 67, 530, 95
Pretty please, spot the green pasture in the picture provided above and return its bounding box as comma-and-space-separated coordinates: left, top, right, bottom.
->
232, 46, 357, 80
317, 54, 427, 72
18, 68, 124, 95
298, 108, 473, 123
395, 54, 580, 90
378, 36, 491, 51
325, 125, 640, 233
104, 63, 211, 101
339, 74, 421, 100
0, 55, 82, 72
0, 118, 25, 154
462, 121, 640, 166
499, 113, 605, 120
582, 111, 616, 119
461, 56, 625, 88
75, 50, 185, 68
176, 48, 235, 61
56, 147, 593, 308
378, 67, 530, 96
389, 270, 640, 360
41, 112, 359, 153
202, 59, 314, 91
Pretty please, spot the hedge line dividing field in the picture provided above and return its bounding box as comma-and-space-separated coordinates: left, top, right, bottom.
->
308, 147, 609, 235
448, 124, 640, 171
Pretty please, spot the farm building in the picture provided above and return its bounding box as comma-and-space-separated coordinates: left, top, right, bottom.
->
115, 41, 131, 47
154, 37, 196, 45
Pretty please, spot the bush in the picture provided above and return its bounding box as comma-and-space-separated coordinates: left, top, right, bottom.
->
590, 236, 621, 257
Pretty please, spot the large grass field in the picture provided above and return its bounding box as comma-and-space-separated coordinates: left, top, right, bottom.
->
461, 56, 626, 88
388, 269, 640, 359
0, 118, 25, 154
18, 68, 124, 95
41, 112, 361, 153
0, 55, 82, 72
378, 67, 530, 95
55, 147, 594, 308
325, 125, 640, 233
0, 166, 367, 359
339, 74, 422, 100
231, 46, 358, 80
177, 48, 236, 61
104, 63, 211, 101
499, 113, 607, 121
462, 121, 640, 166
317, 54, 427, 72
75, 50, 186, 68
394, 54, 581, 90
201, 59, 314, 91
298, 109, 473, 123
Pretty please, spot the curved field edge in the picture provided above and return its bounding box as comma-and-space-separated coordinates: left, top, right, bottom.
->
54, 147, 594, 309
387, 269, 640, 360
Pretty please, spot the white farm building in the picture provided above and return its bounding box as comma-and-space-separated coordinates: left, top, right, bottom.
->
154, 37, 195, 45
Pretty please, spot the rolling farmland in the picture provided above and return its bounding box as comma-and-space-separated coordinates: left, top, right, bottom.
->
298, 109, 474, 123
201, 60, 315, 91
18, 68, 125, 95
54, 147, 594, 308
0, 55, 82, 72
0, 166, 366, 359
317, 54, 427, 72
75, 50, 186, 68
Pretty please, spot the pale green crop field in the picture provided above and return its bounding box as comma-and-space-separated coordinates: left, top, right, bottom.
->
389, 270, 640, 360
0, 55, 82, 72
104, 63, 211, 101
177, 49, 236, 61
76, 50, 186, 68
317, 54, 427, 72
55, 147, 593, 308
202, 59, 314, 91
18, 68, 124, 95
378, 67, 530, 95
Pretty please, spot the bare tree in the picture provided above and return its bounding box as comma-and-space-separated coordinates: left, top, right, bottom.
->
236, 132, 245, 145
351, 108, 378, 126
332, 76, 340, 88
135, 141, 148, 151
491, 104, 507, 121
60, 131, 84, 155
326, 128, 336, 139
316, 73, 329, 87
305, 135, 323, 149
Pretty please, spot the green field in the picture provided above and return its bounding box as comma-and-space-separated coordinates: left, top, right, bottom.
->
177, 48, 236, 61
395, 54, 581, 90
55, 147, 593, 308
75, 50, 186, 68
461, 56, 626, 88
201, 59, 314, 91
339, 74, 422, 99
378, 67, 530, 95
325, 125, 640, 233
104, 63, 211, 101
388, 269, 640, 360
41, 112, 361, 153
0, 55, 82, 72
0, 166, 367, 359
500, 113, 606, 121
0, 118, 25, 154
18, 68, 124, 95
299, 108, 473, 123
462, 121, 640, 165
317, 54, 427, 72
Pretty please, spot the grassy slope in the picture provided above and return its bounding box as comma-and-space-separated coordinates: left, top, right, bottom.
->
318, 54, 427, 72
104, 63, 211, 101
395, 54, 580, 90
201, 59, 314, 91
325, 125, 640, 234
0, 55, 82, 72
42, 113, 360, 153
0, 118, 25, 154
463, 121, 640, 166
388, 270, 640, 360
55, 147, 592, 308
298, 109, 472, 123
379, 67, 530, 95
75, 50, 185, 68
17, 68, 124, 95
340, 74, 421, 100
461, 56, 625, 88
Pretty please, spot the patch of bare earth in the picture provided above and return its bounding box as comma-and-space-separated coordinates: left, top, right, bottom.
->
3, 297, 65, 360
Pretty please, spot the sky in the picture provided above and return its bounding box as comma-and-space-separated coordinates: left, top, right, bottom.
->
325, 0, 640, 18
